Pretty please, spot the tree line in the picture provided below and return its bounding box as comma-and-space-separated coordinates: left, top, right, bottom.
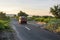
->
0, 4, 60, 18
17, 4, 60, 18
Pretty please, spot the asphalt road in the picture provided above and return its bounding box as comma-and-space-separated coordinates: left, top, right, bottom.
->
10, 18, 60, 40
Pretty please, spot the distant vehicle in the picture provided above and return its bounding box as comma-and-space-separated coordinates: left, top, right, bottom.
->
19, 16, 27, 24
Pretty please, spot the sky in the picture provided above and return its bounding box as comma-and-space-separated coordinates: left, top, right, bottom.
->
0, 0, 60, 16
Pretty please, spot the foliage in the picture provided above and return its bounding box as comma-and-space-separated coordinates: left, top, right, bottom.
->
28, 16, 54, 23
0, 20, 10, 31
35, 18, 44, 22
14, 15, 16, 17
28, 15, 60, 34
0, 11, 10, 31
18, 11, 28, 17
50, 5, 60, 18
32, 16, 40, 18
0, 12, 6, 19
0, 12, 10, 20
44, 19, 60, 34
0, 22, 5, 30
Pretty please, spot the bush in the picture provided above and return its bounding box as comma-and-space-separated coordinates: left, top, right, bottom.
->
34, 18, 44, 22
0, 22, 5, 30
0, 20, 10, 31
34, 18, 40, 21
43, 18, 50, 23
44, 19, 60, 34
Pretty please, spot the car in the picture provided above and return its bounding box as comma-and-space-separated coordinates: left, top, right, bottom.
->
19, 16, 27, 24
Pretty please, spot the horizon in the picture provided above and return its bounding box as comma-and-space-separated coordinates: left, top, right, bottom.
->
0, 0, 60, 16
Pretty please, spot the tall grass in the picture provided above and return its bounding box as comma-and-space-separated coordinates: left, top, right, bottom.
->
44, 19, 60, 34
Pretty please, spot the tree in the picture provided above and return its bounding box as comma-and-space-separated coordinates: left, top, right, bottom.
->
50, 5, 60, 18
14, 15, 16, 17
0, 12, 6, 18
18, 11, 28, 17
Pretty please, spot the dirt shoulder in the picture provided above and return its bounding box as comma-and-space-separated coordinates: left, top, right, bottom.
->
37, 22, 60, 36
0, 29, 18, 40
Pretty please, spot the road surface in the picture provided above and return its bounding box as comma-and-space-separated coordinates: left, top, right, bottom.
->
10, 18, 60, 40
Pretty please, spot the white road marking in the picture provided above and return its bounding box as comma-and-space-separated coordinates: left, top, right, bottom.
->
25, 27, 31, 30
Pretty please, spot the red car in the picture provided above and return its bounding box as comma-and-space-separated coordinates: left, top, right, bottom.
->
19, 16, 27, 24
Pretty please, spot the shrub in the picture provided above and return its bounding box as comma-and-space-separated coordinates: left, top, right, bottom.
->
0, 20, 10, 31
0, 22, 5, 30
44, 19, 60, 33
